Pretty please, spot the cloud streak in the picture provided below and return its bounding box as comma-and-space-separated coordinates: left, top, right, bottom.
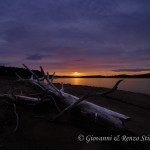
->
26, 54, 50, 60
113, 69, 150, 72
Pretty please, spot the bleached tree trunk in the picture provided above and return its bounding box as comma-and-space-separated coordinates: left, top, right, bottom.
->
0, 64, 130, 131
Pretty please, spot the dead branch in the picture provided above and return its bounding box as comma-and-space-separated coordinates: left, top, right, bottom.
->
13, 103, 19, 133
23, 64, 39, 81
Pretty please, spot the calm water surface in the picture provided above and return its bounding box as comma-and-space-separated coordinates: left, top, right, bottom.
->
53, 78, 150, 95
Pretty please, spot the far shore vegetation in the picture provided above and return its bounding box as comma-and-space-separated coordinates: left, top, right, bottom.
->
0, 65, 150, 78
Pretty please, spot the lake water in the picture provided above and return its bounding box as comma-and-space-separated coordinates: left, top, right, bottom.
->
53, 78, 150, 95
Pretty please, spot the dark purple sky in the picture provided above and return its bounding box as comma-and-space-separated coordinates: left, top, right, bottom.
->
0, 0, 150, 75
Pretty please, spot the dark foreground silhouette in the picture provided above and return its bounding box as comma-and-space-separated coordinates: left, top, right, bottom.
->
0, 78, 150, 150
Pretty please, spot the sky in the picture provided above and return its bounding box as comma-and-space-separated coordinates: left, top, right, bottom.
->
0, 0, 150, 76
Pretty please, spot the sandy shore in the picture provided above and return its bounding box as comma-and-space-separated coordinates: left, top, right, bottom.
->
0, 79, 150, 150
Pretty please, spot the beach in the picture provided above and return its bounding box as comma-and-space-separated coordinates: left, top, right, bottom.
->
0, 79, 150, 150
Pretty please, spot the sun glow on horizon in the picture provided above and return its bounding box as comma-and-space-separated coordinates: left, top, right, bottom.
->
48, 69, 150, 76
73, 72, 81, 76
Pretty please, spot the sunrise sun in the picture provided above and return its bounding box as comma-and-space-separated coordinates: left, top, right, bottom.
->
73, 72, 80, 76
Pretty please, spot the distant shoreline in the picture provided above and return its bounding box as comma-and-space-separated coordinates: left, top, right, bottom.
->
0, 65, 150, 78
54, 75, 150, 78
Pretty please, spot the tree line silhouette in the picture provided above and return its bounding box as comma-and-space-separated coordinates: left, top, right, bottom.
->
0, 65, 150, 78
0, 66, 42, 78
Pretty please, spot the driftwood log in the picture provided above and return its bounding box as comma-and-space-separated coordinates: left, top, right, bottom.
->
0, 64, 130, 132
